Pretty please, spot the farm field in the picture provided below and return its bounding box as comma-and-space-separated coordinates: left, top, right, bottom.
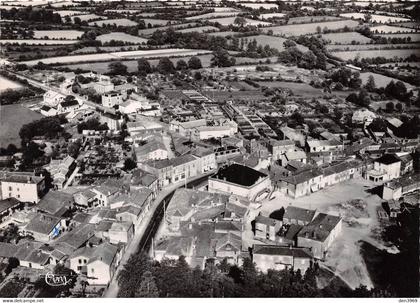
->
71, 14, 104, 22
0, 104, 42, 148
186, 11, 240, 20
239, 3, 278, 9
208, 31, 238, 37
370, 25, 418, 33
398, 22, 420, 29
380, 61, 420, 68
240, 35, 309, 52
288, 15, 342, 24
359, 72, 413, 90
138, 22, 198, 36
263, 20, 360, 37
33, 30, 83, 39
321, 32, 372, 44
340, 13, 411, 23
256, 81, 325, 96
0, 75, 22, 92
141, 18, 173, 26
176, 26, 219, 33
331, 48, 420, 60
22, 48, 212, 65
55, 10, 86, 17
71, 45, 143, 54
96, 32, 148, 44
326, 43, 420, 51
208, 17, 271, 26
0, 39, 78, 45
258, 13, 286, 20
88, 18, 138, 27
379, 33, 420, 42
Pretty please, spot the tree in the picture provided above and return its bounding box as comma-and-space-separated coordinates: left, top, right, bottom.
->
290, 111, 304, 124
135, 271, 159, 297
108, 61, 127, 75
194, 71, 202, 81
395, 103, 403, 112
176, 59, 188, 71
386, 102, 395, 112
211, 49, 235, 67
188, 56, 202, 69
319, 105, 329, 114
234, 16, 247, 27
124, 158, 137, 171
364, 75, 376, 92
157, 57, 175, 74
137, 58, 152, 76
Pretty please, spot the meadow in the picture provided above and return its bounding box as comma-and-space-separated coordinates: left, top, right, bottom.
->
241, 35, 309, 52
176, 26, 219, 33
71, 14, 104, 22
208, 31, 238, 37
138, 22, 198, 36
209, 17, 271, 26
359, 72, 413, 89
141, 18, 173, 26
370, 25, 418, 33
0, 75, 22, 92
239, 3, 278, 9
326, 43, 420, 51
379, 33, 420, 42
0, 39, 78, 45
263, 20, 360, 36
258, 13, 286, 20
186, 11, 241, 20
288, 15, 342, 24
33, 30, 83, 39
321, 32, 372, 44
88, 18, 138, 27
340, 13, 411, 23
331, 48, 420, 60
96, 32, 148, 44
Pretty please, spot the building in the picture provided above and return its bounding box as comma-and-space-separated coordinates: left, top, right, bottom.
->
43, 90, 65, 107
102, 92, 124, 108
209, 164, 271, 201
367, 154, 401, 182
109, 221, 134, 245
297, 213, 342, 260
352, 108, 376, 125
24, 213, 63, 242
254, 215, 282, 242
269, 140, 296, 161
0, 172, 45, 203
40, 105, 58, 117
44, 156, 76, 189
171, 154, 200, 183
381, 174, 420, 200
306, 139, 343, 153
57, 99, 80, 113
99, 113, 124, 131
280, 150, 307, 167
283, 206, 316, 226
253, 244, 313, 273
133, 139, 168, 163
192, 147, 217, 173
170, 119, 207, 137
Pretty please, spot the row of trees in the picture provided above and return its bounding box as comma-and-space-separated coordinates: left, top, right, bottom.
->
0, 6, 62, 24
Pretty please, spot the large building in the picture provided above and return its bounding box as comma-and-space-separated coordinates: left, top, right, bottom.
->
0, 172, 45, 203
208, 164, 271, 201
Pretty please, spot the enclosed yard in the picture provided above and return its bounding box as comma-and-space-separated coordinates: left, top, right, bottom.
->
263, 20, 360, 37
96, 32, 148, 44
208, 31, 238, 37
186, 11, 240, 20
88, 18, 138, 27
141, 18, 173, 26
71, 14, 104, 22
0, 104, 42, 148
321, 32, 372, 44
359, 72, 413, 90
258, 13, 286, 20
33, 30, 84, 39
331, 48, 420, 61
326, 43, 420, 51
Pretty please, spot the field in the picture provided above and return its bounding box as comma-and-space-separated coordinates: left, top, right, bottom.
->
263, 20, 360, 37
96, 32, 148, 44
208, 31, 238, 37
359, 72, 413, 90
0, 39, 78, 45
326, 43, 420, 51
331, 48, 420, 61
71, 14, 104, 22
209, 17, 271, 27
321, 32, 372, 44
0, 75, 22, 92
0, 104, 42, 148
176, 26, 219, 33
55, 10, 86, 17
256, 81, 325, 97
141, 18, 173, 26
340, 13, 411, 23
379, 33, 420, 42
239, 3, 278, 9
288, 15, 342, 24
138, 22, 198, 36
88, 18, 138, 27
22, 48, 212, 65
370, 24, 418, 33
240, 35, 309, 52
33, 30, 83, 39
258, 13, 286, 20
186, 11, 240, 20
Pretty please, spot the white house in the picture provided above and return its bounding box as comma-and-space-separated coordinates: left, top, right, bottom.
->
0, 172, 45, 203
43, 90, 65, 107
102, 92, 124, 108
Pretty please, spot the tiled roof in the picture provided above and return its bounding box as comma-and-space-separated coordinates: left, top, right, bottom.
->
253, 244, 313, 258
298, 213, 341, 242
283, 206, 316, 223
25, 213, 61, 235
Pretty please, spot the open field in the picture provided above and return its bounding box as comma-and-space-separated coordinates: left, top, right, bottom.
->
0, 104, 42, 148
138, 22, 198, 36
22, 48, 211, 65
326, 43, 420, 51
55, 10, 86, 17
359, 72, 413, 90
379, 33, 420, 42
186, 11, 241, 20
288, 15, 342, 24
240, 35, 309, 52
340, 12, 411, 23
0, 39, 78, 45
141, 18, 173, 26
208, 31, 238, 37
257, 81, 325, 96
33, 30, 83, 39
71, 45, 143, 54
263, 20, 360, 37
71, 14, 104, 22
331, 48, 420, 61
258, 13, 286, 20
321, 32, 372, 44
370, 24, 418, 33
96, 32, 148, 44
0, 75, 22, 92
239, 3, 278, 9
176, 26, 219, 33
209, 17, 271, 27
88, 18, 138, 27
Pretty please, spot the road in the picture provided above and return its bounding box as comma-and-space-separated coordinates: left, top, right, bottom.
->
102, 171, 215, 298
6, 69, 116, 114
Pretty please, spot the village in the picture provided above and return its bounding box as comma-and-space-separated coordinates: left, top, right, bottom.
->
0, 0, 419, 299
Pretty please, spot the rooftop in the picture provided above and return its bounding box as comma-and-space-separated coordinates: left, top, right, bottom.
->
253, 244, 312, 259
298, 213, 341, 242
212, 163, 267, 187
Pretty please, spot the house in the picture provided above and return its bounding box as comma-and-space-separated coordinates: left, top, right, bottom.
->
254, 215, 282, 242
43, 90, 65, 107
91, 185, 121, 207
381, 174, 420, 200
280, 150, 307, 167
208, 164, 271, 201
283, 206, 316, 226
170, 119, 207, 137
138, 159, 173, 188
297, 213, 342, 260
279, 126, 306, 147
367, 154, 402, 182
276, 168, 323, 198
0, 198, 22, 223
0, 172, 45, 203
130, 168, 159, 197
127, 120, 163, 136
102, 92, 124, 108
40, 105, 58, 117
192, 147, 217, 173
24, 213, 63, 242
269, 140, 296, 161
119, 100, 144, 114
108, 221, 134, 245
154, 236, 195, 263
73, 188, 97, 207
352, 108, 376, 125
99, 112, 123, 131
171, 154, 200, 183
44, 156, 76, 189
57, 99, 80, 113
213, 232, 242, 264
133, 139, 168, 163
37, 191, 74, 216
253, 244, 313, 273
306, 139, 343, 153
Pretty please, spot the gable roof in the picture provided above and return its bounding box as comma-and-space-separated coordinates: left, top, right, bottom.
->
25, 213, 61, 235
37, 191, 73, 215
376, 153, 401, 165
215, 232, 241, 252
253, 244, 312, 259
283, 206, 316, 223
298, 213, 341, 242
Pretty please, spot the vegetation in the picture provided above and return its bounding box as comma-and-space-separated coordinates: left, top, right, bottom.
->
77, 118, 109, 134
19, 116, 67, 143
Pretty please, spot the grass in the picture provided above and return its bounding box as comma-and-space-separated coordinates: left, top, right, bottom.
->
263, 20, 360, 36
288, 15, 342, 24
96, 32, 148, 44
176, 26, 219, 33
240, 35, 309, 52
326, 43, 420, 51
340, 13, 411, 23
209, 17, 271, 26
0, 39, 78, 45
331, 48, 420, 61
71, 14, 104, 22
257, 81, 325, 96
0, 104, 42, 148
379, 33, 420, 42
186, 11, 241, 20
88, 18, 138, 27
359, 72, 413, 90
0, 280, 25, 297
142, 18, 173, 26
208, 31, 238, 37
33, 30, 83, 39
321, 32, 372, 44
0, 75, 22, 92
370, 24, 417, 33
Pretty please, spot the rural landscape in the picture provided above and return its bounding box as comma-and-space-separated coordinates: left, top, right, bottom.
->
0, 0, 419, 300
